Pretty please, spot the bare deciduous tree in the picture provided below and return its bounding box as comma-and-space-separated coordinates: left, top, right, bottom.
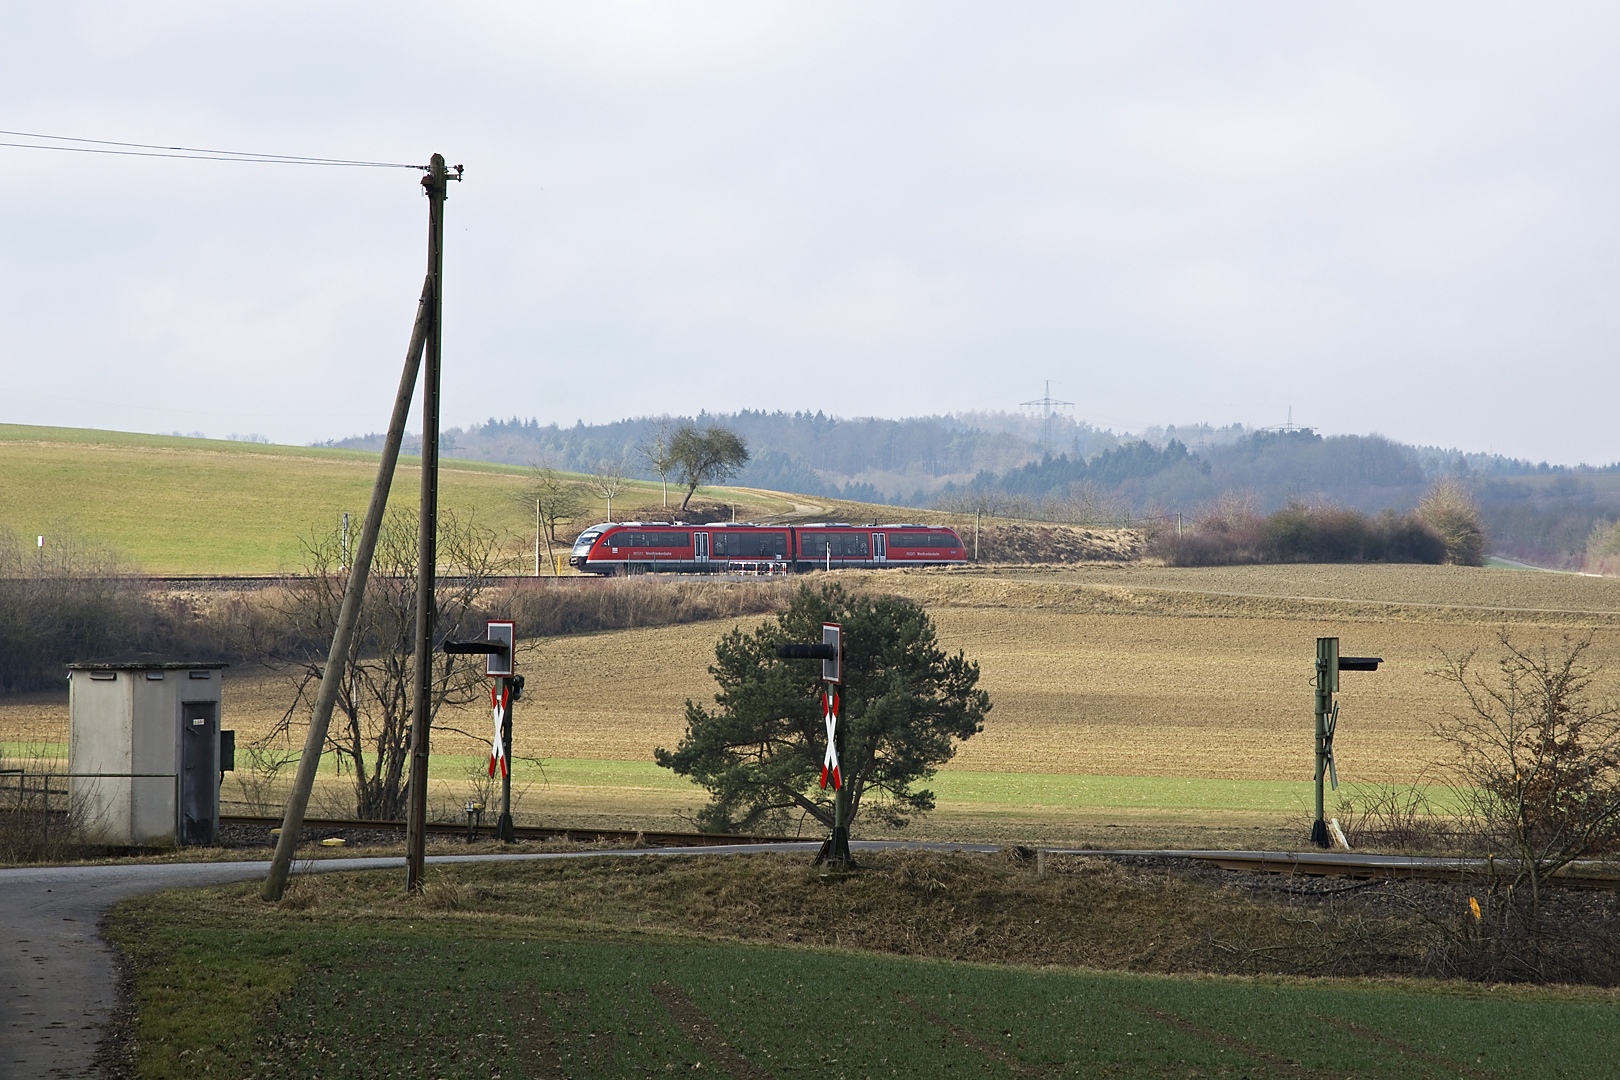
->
639, 419, 678, 508
587, 454, 631, 522
670, 423, 749, 512
258, 510, 517, 820
524, 461, 588, 570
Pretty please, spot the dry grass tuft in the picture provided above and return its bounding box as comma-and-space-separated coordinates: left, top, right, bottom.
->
415, 875, 471, 912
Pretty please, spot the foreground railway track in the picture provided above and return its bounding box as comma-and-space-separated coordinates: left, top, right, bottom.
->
1055, 847, 1620, 890
222, 816, 1620, 889
220, 814, 795, 848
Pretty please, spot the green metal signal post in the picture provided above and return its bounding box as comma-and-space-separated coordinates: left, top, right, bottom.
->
1312, 637, 1381, 848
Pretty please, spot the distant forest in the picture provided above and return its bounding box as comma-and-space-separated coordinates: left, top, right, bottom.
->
322, 411, 1620, 569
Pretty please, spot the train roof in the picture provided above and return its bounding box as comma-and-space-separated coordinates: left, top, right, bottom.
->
592, 521, 958, 531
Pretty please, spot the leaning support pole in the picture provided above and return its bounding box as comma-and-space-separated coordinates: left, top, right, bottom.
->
261, 274, 433, 902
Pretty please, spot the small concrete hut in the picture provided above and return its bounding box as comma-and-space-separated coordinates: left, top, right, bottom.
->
66, 657, 230, 847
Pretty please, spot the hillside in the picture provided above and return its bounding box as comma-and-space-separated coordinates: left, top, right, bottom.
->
0, 425, 792, 575
0, 424, 1139, 575
330, 412, 1620, 570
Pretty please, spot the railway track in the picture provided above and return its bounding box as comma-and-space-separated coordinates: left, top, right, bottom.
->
220, 814, 796, 848
222, 816, 1620, 889
1061, 848, 1620, 890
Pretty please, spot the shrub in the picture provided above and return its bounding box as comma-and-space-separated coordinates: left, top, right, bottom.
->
1149, 498, 1446, 567
1368, 510, 1450, 563
1430, 632, 1620, 981
1433, 633, 1620, 899
1586, 519, 1620, 576
1417, 478, 1487, 566
0, 529, 163, 692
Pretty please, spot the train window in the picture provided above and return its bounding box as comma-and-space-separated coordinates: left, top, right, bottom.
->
713, 531, 787, 557
890, 532, 958, 548
618, 531, 691, 547
800, 532, 870, 557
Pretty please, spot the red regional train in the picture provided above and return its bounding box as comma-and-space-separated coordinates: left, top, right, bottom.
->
568, 522, 968, 574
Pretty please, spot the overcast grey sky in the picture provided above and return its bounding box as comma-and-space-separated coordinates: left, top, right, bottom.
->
3, 3, 1616, 463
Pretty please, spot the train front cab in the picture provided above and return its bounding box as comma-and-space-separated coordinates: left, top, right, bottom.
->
571, 524, 700, 573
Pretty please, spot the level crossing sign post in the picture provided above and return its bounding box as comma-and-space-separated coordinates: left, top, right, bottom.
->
445, 620, 522, 842
776, 622, 850, 866
1312, 637, 1381, 849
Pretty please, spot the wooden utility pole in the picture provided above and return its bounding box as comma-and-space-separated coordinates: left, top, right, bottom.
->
263, 151, 459, 904
405, 154, 454, 892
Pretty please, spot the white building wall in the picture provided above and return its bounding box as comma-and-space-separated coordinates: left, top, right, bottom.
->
68, 666, 223, 847
69, 673, 135, 845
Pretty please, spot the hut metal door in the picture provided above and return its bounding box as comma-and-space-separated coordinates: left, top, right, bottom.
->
180, 701, 218, 845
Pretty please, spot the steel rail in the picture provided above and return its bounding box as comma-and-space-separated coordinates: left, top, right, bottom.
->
1059, 848, 1620, 890
222, 814, 796, 848
220, 817, 1620, 889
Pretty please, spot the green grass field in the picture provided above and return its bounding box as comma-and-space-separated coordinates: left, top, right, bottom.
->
109, 860, 1620, 1080
0, 424, 794, 574
218, 754, 1415, 822
5, 738, 1457, 851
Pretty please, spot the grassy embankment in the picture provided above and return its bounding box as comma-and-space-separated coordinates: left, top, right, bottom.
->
0, 423, 1140, 574
106, 850, 1620, 1079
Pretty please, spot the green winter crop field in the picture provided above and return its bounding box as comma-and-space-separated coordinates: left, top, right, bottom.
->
108, 853, 1620, 1079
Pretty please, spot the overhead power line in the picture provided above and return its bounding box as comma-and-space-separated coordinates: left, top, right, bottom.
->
0, 128, 425, 169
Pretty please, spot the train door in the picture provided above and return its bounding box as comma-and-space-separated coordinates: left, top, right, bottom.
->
872, 531, 887, 565
694, 531, 709, 567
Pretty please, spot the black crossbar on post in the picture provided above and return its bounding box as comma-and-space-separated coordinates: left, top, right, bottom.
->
444, 642, 510, 657
777, 643, 838, 660
1338, 657, 1383, 671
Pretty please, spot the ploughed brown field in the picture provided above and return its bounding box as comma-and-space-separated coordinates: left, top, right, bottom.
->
8, 564, 1618, 795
